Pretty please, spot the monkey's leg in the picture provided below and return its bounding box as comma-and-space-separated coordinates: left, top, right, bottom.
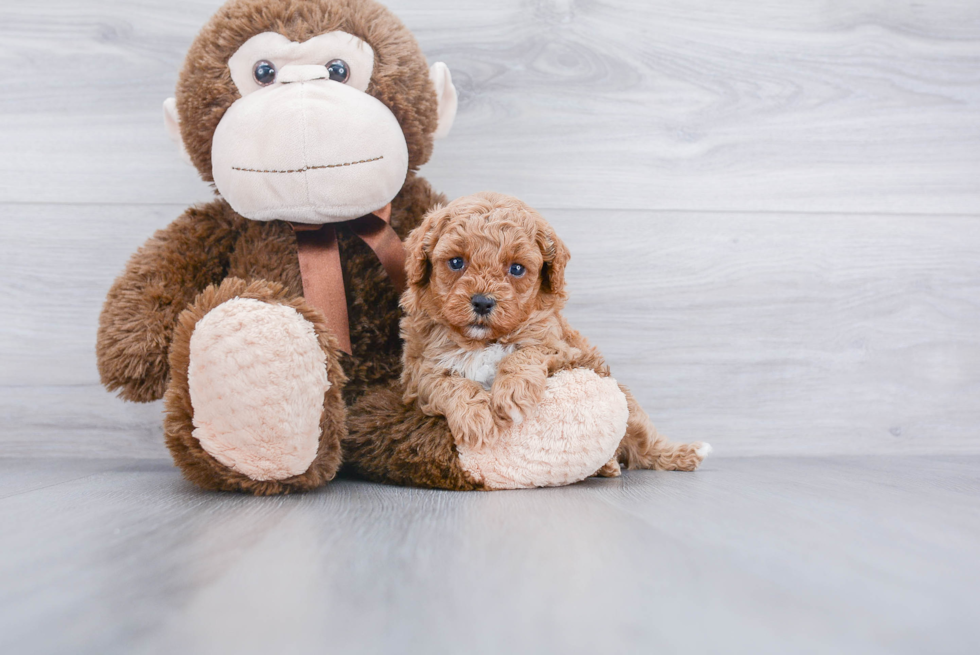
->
164, 277, 348, 495
616, 386, 712, 472
345, 369, 631, 491
343, 383, 484, 491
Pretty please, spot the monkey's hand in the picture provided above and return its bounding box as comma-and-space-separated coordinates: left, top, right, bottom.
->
97, 202, 238, 402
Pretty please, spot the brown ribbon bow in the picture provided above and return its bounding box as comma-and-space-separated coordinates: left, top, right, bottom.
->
290, 203, 406, 355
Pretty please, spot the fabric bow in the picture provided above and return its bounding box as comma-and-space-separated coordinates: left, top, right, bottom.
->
290, 203, 406, 355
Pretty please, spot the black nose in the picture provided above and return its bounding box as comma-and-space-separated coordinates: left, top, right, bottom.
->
471, 294, 496, 316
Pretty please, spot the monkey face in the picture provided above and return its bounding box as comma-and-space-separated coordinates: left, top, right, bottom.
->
209, 31, 410, 224
166, 0, 458, 220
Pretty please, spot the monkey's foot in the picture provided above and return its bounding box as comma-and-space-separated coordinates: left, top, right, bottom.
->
456, 369, 628, 490
165, 278, 347, 495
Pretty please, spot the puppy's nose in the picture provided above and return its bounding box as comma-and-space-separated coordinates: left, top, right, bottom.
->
471, 294, 496, 316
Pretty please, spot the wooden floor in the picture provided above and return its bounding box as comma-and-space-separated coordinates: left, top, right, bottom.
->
1, 455, 978, 654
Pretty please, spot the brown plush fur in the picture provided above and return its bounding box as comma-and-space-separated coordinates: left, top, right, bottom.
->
342, 383, 484, 490
399, 192, 709, 473
96, 173, 441, 407
96, 0, 447, 493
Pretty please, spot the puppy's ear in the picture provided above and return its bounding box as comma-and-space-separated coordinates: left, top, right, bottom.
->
402, 204, 451, 313
536, 221, 570, 300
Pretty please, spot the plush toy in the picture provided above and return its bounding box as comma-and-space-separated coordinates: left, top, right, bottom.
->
97, 0, 643, 494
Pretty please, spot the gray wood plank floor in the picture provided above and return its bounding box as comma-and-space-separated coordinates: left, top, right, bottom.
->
1, 456, 978, 654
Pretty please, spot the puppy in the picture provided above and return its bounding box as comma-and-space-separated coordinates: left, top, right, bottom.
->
400, 192, 711, 475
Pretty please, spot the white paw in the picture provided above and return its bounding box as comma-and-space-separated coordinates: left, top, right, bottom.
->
696, 443, 713, 458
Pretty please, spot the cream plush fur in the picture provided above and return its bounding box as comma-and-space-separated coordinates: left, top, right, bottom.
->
211, 79, 409, 223
188, 298, 331, 481
456, 369, 629, 490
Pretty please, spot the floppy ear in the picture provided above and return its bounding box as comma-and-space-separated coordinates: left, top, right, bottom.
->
536, 222, 570, 300
402, 205, 451, 313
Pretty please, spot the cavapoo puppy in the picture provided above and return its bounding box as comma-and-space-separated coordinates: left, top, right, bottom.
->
399, 191, 711, 475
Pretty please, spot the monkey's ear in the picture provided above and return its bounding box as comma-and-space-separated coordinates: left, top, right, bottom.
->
536, 222, 571, 300
429, 63, 457, 140
163, 98, 193, 166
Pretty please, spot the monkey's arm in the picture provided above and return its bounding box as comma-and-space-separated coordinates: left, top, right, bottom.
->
96, 200, 241, 402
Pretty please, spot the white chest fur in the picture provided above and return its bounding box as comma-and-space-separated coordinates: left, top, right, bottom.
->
437, 343, 516, 390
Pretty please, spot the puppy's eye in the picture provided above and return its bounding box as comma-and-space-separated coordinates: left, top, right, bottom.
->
448, 257, 465, 271
325, 59, 350, 83
253, 60, 277, 86
509, 263, 526, 277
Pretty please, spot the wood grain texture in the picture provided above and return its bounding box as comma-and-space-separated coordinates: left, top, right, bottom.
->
557, 209, 980, 455
0, 0, 977, 211
0, 456, 977, 654
0, 0, 978, 458
0, 205, 980, 457
2, 204, 978, 457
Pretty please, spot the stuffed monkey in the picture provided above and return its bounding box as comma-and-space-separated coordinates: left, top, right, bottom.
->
97, 0, 634, 493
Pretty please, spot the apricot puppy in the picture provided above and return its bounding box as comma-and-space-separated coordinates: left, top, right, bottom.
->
400, 192, 711, 474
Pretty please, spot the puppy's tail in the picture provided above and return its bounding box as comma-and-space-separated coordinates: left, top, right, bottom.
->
616, 385, 712, 472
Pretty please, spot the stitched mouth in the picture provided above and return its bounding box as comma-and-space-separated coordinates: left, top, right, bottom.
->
232, 155, 384, 174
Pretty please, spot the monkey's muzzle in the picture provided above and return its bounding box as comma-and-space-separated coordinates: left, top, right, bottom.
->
211, 78, 409, 224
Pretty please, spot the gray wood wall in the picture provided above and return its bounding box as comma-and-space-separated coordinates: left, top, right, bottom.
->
1, 0, 978, 458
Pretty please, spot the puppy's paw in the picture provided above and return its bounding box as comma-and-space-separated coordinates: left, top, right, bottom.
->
594, 457, 622, 478
490, 373, 546, 431
447, 398, 499, 450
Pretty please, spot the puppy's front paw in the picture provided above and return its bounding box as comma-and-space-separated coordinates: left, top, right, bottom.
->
490, 372, 546, 430
447, 397, 498, 450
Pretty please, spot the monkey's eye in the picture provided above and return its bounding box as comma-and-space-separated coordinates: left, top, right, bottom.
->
448, 257, 465, 271
253, 60, 277, 86
509, 263, 526, 277
325, 59, 350, 83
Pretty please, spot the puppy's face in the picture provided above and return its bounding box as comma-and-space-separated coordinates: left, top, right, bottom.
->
403, 193, 569, 343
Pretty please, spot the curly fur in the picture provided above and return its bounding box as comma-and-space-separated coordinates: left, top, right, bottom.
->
400, 192, 711, 472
